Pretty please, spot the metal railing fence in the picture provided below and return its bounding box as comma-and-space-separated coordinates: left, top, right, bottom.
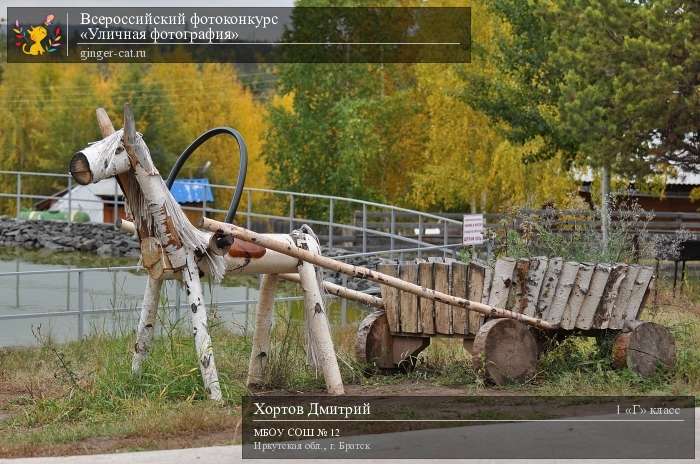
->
0, 170, 465, 341
0, 170, 463, 257
0, 262, 389, 340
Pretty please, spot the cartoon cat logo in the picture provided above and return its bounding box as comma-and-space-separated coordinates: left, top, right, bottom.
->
13, 15, 62, 56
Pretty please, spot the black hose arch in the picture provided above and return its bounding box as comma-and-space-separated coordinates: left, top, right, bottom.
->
166, 127, 248, 224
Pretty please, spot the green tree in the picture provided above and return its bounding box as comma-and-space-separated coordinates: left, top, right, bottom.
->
108, 64, 188, 172
464, 0, 699, 175
264, 63, 386, 208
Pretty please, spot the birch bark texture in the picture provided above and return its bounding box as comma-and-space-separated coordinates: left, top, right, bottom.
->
182, 255, 222, 401
247, 274, 279, 387
200, 217, 558, 331
295, 232, 344, 395
120, 104, 224, 282
131, 276, 163, 375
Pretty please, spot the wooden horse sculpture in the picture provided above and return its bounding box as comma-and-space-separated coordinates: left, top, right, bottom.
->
70, 105, 343, 399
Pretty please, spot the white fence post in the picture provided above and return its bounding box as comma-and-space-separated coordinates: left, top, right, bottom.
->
418, 214, 423, 258
328, 198, 334, 251
443, 219, 448, 259
78, 270, 84, 339
289, 194, 294, 233
15, 173, 21, 218
68, 176, 73, 224
246, 190, 252, 230
175, 281, 181, 322
362, 203, 367, 254
113, 180, 119, 225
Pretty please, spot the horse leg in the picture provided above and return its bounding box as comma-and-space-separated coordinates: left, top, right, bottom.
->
298, 258, 344, 395
132, 276, 163, 375
182, 255, 222, 401
247, 274, 279, 387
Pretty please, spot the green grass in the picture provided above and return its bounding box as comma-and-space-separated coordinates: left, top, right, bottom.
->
0, 283, 698, 456
0, 306, 367, 456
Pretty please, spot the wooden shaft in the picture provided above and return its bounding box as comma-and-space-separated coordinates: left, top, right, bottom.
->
297, 238, 344, 395
200, 217, 557, 331
120, 217, 381, 308
183, 255, 222, 401
279, 273, 384, 310
116, 217, 136, 234
247, 274, 278, 387
131, 276, 163, 375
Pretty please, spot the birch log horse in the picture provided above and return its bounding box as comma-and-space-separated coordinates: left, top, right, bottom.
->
69, 105, 344, 400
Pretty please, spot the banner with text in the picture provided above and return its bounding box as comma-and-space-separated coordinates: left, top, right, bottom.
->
6, 7, 471, 63
242, 395, 694, 459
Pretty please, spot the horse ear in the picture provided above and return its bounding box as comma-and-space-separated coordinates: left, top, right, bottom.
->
95, 108, 115, 137
123, 103, 136, 144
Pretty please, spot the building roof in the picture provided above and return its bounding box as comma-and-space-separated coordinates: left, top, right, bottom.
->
575, 167, 700, 186
170, 178, 214, 204
88, 178, 123, 197
36, 177, 213, 210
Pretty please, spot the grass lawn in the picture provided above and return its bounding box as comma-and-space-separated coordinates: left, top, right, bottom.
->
1, 281, 699, 458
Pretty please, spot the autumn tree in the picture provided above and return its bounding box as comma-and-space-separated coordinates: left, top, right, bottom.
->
0, 64, 105, 210
0, 61, 271, 217
409, 1, 575, 212
265, 1, 577, 214
465, 0, 699, 181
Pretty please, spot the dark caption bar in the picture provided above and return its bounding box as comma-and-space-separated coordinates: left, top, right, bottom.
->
6, 7, 471, 63
242, 395, 695, 459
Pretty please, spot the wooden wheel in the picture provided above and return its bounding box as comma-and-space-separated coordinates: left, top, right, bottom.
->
356, 311, 429, 372
612, 321, 675, 377
472, 318, 538, 385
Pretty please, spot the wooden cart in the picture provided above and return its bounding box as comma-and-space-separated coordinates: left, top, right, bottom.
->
356, 257, 676, 384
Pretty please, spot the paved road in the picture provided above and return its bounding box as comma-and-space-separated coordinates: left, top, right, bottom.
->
4, 410, 698, 463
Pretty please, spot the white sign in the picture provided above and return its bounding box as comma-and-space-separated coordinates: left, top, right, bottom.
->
462, 214, 484, 245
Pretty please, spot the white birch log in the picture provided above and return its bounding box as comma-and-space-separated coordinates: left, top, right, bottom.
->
575, 264, 611, 330
296, 235, 344, 395
537, 257, 563, 319
118, 219, 298, 276
623, 266, 655, 322
121, 104, 224, 282
122, 106, 187, 273
199, 217, 558, 331
488, 258, 516, 308
69, 128, 130, 185
561, 263, 594, 330
279, 273, 384, 309
131, 276, 163, 375
524, 257, 548, 317
182, 255, 222, 401
223, 235, 299, 275
609, 264, 641, 329
545, 261, 578, 324
594, 264, 627, 329
247, 274, 279, 387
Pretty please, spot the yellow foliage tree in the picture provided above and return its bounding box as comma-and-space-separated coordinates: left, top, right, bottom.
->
407, 2, 576, 212
143, 63, 269, 190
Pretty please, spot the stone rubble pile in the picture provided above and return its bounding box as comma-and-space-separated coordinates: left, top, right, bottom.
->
0, 217, 381, 291
0, 217, 140, 257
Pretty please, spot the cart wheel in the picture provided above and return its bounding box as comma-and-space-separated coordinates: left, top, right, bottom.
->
356, 310, 429, 373
472, 318, 538, 385
612, 321, 675, 377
